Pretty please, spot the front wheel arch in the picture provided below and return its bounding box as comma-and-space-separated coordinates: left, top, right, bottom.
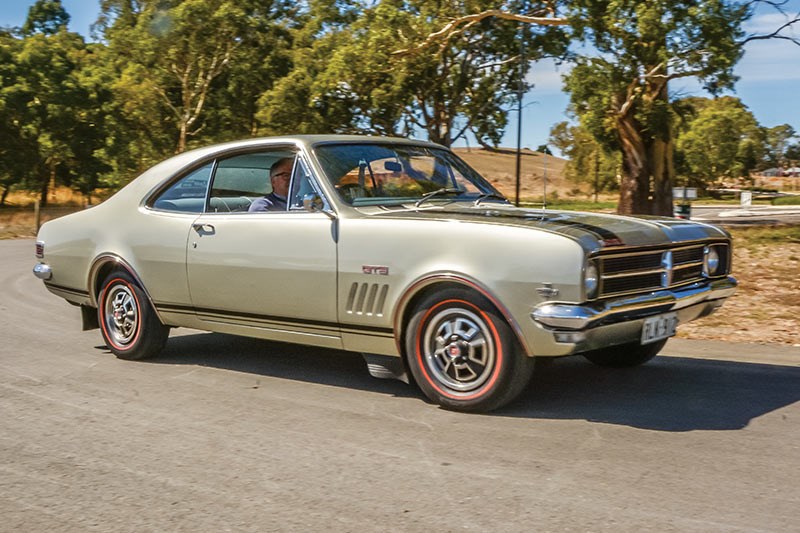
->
403, 286, 534, 412
395, 277, 530, 361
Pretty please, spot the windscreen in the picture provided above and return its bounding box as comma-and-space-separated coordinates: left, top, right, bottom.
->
314, 143, 503, 206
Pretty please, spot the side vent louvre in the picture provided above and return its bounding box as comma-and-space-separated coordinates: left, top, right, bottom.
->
346, 283, 389, 317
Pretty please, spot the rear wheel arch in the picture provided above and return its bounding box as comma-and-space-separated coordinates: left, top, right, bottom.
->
97, 269, 169, 360
88, 255, 164, 324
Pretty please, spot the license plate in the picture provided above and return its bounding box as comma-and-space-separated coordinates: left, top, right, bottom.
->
641, 312, 678, 344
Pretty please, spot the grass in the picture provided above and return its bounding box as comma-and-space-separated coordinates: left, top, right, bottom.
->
772, 195, 800, 206
0, 205, 83, 239
519, 198, 618, 211
727, 225, 800, 250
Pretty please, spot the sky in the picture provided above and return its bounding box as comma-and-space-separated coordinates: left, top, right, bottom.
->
1, 0, 799, 153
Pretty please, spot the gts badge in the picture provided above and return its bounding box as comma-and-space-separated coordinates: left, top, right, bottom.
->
362, 265, 390, 276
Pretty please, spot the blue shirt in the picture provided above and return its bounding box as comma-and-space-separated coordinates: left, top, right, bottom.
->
249, 192, 288, 212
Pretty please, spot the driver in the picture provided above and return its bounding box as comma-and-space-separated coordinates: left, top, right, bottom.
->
249, 157, 293, 212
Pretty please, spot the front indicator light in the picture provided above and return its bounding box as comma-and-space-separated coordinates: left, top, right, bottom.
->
584, 262, 599, 299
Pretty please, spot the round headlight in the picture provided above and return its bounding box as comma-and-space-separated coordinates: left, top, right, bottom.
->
585, 262, 599, 299
704, 246, 720, 276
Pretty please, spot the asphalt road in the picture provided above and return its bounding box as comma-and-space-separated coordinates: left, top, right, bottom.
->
3, 239, 799, 532
690, 204, 800, 224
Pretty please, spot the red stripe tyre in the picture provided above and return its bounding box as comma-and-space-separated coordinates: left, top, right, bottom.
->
98, 271, 169, 360
405, 287, 534, 412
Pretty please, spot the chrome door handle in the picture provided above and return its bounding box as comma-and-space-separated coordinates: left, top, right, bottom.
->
192, 223, 215, 235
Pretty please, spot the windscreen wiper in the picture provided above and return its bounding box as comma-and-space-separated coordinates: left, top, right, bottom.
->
414, 187, 463, 207
473, 193, 509, 206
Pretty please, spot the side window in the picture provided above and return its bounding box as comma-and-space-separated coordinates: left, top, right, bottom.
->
151, 163, 213, 213
209, 150, 296, 213
289, 157, 323, 210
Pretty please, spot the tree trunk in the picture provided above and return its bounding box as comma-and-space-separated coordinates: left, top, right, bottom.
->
616, 78, 675, 216
647, 82, 675, 216
649, 136, 675, 216
0, 187, 9, 207
177, 121, 188, 153
616, 112, 651, 215
39, 176, 49, 208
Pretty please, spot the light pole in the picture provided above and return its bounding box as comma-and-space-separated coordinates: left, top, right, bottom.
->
594, 148, 600, 203
514, 25, 526, 207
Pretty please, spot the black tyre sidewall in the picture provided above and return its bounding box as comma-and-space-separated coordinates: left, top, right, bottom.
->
582, 338, 667, 368
98, 271, 167, 360
406, 288, 532, 412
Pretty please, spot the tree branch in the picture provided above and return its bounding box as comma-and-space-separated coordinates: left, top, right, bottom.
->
394, 9, 568, 55
739, 15, 800, 47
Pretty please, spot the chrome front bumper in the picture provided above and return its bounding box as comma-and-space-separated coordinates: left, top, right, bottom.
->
532, 276, 737, 331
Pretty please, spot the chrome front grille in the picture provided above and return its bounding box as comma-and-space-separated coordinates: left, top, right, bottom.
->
596, 243, 728, 299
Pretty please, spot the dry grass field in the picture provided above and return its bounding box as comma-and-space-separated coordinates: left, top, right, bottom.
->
455, 147, 579, 201
677, 226, 800, 346
3, 156, 798, 346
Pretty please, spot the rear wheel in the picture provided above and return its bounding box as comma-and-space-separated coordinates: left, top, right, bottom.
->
581, 339, 667, 368
98, 271, 169, 360
405, 288, 533, 412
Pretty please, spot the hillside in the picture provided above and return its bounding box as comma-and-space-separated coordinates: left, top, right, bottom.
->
454, 147, 575, 202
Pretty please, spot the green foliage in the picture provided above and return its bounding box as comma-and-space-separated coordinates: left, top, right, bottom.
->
675, 96, 764, 187
0, 0, 796, 206
0, 23, 110, 205
763, 124, 798, 168
98, 0, 295, 154
22, 0, 70, 36
563, 0, 751, 215
786, 143, 800, 162
549, 121, 619, 193
259, 1, 568, 147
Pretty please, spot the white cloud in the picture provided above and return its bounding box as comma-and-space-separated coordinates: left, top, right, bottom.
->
527, 58, 572, 94
737, 37, 800, 82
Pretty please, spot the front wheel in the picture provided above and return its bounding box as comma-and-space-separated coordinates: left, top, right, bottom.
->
405, 288, 533, 412
98, 271, 169, 360
581, 339, 668, 368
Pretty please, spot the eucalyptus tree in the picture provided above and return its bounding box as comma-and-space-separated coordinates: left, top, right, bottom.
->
259, 1, 568, 147
674, 96, 765, 188
256, 0, 362, 136
349, 0, 568, 147
98, 0, 293, 154
2, 0, 110, 206
763, 124, 798, 169
549, 120, 619, 194
0, 30, 27, 205
412, 1, 799, 214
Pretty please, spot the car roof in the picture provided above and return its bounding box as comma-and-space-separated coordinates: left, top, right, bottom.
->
111, 135, 448, 206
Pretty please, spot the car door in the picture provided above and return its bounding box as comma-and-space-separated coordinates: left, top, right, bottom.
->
185, 149, 341, 348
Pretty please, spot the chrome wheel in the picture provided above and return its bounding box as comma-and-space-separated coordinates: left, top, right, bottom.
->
98, 271, 169, 360
103, 283, 139, 347
422, 307, 496, 393
406, 288, 534, 412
